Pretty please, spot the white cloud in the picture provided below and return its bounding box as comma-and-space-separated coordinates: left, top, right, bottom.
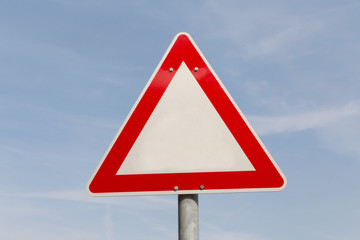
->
248, 102, 360, 160
201, 230, 267, 240
49, 0, 108, 8
104, 205, 114, 240
0, 189, 176, 210
191, 1, 324, 60
0, 190, 177, 240
317, 114, 360, 159
200, 216, 268, 240
0, 223, 101, 240
0, 196, 102, 240
248, 102, 360, 135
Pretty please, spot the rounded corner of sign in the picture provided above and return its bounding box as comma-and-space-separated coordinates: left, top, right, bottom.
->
278, 176, 288, 191
86, 189, 96, 197
174, 32, 192, 40
268, 176, 287, 192
85, 182, 97, 197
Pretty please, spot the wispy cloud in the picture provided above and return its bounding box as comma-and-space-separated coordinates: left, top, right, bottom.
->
104, 205, 114, 240
189, 1, 325, 60
201, 230, 267, 240
0, 190, 176, 240
0, 189, 176, 210
248, 102, 360, 135
48, 0, 108, 8
0, 223, 101, 240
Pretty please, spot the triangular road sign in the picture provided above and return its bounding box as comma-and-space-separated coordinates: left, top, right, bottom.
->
87, 32, 286, 196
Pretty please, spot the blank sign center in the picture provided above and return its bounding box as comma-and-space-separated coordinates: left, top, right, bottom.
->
116, 62, 255, 175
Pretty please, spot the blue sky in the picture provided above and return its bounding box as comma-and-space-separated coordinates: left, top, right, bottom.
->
1, 1, 359, 239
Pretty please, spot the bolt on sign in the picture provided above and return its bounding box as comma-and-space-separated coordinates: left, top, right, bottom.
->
87, 32, 287, 196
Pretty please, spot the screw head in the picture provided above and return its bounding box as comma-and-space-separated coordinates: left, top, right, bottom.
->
200, 185, 204, 190
174, 186, 178, 191
194, 67, 199, 72
169, 68, 174, 72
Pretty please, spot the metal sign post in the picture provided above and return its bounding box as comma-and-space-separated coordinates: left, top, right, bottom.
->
178, 194, 199, 240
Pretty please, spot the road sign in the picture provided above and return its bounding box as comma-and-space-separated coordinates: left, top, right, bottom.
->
87, 32, 287, 196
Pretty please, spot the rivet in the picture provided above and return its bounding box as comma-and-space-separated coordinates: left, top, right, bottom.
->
200, 185, 204, 190
169, 68, 174, 72
174, 186, 178, 191
194, 67, 199, 72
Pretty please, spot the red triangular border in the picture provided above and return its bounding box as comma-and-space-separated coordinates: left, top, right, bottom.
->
87, 33, 286, 196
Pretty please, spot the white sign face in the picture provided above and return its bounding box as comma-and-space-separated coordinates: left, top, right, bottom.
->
117, 62, 255, 175
87, 32, 287, 196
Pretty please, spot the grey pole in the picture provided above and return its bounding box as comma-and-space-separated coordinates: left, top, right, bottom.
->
178, 194, 199, 240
